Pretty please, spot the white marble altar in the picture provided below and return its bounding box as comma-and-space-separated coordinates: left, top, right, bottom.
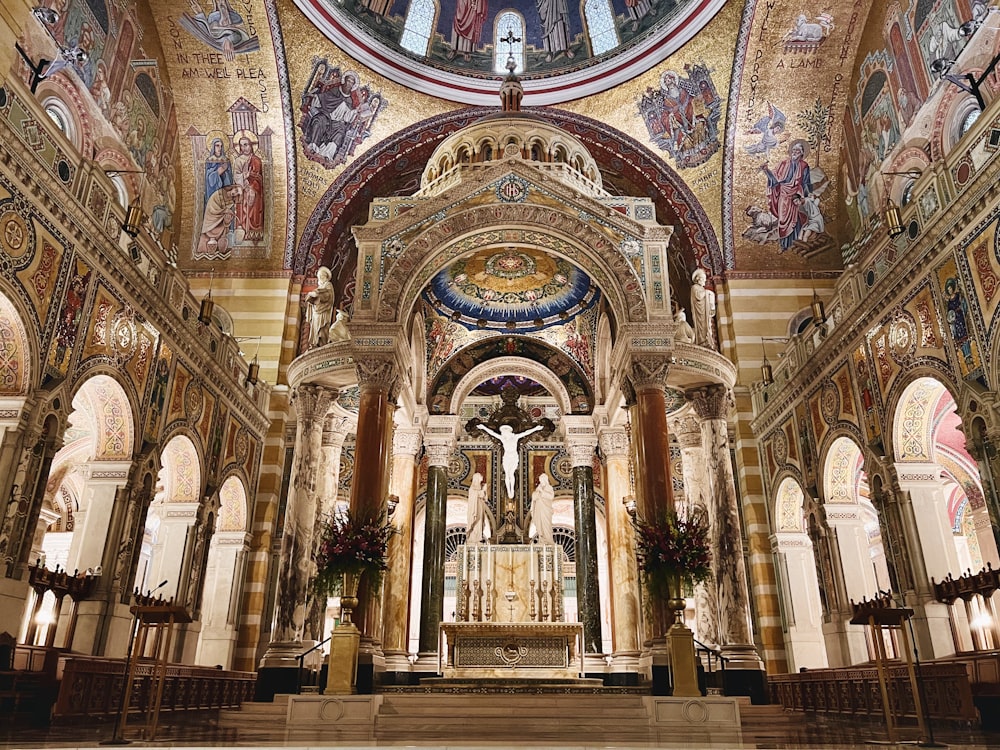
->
456, 544, 563, 624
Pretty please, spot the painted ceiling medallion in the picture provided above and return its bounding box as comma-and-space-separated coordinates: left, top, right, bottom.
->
425, 246, 597, 329
293, 0, 726, 105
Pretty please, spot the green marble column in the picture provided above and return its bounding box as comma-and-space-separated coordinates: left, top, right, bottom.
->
418, 458, 449, 655
573, 462, 602, 654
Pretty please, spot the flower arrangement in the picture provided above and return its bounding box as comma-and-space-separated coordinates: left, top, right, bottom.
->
634, 506, 712, 599
313, 509, 394, 597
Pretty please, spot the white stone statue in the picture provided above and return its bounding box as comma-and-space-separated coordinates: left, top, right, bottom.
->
477, 423, 544, 499
329, 308, 351, 342
466, 472, 489, 544
530, 474, 555, 546
305, 266, 335, 348
674, 308, 695, 344
690, 268, 717, 350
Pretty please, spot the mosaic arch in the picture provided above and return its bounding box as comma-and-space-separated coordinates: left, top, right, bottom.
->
822, 436, 867, 504
450, 356, 573, 414
292, 0, 726, 105
0, 291, 31, 395
160, 434, 201, 504
217, 475, 248, 532
894, 376, 953, 463
296, 108, 721, 286
775, 477, 806, 533
73, 375, 134, 461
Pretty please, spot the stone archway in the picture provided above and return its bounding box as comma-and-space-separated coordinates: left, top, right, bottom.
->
771, 476, 828, 670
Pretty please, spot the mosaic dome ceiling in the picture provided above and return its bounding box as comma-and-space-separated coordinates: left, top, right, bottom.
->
293, 0, 726, 104
423, 247, 598, 330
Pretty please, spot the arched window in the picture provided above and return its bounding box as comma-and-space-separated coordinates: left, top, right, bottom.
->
584, 0, 618, 55
42, 97, 77, 147
400, 0, 438, 56
959, 107, 981, 138
493, 11, 525, 74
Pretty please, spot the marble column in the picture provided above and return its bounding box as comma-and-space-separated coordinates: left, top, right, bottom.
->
383, 426, 421, 679
822, 507, 878, 666
417, 432, 454, 665
626, 357, 675, 645
260, 384, 335, 672
568, 438, 602, 655
350, 360, 399, 644
196, 530, 251, 668
967, 428, 1000, 562
671, 413, 720, 647
305, 415, 352, 642
143, 501, 199, 604
598, 427, 640, 681
687, 385, 761, 674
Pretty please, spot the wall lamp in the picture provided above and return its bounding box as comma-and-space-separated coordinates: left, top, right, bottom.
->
236, 335, 261, 386
880, 169, 922, 239
623, 495, 637, 518
104, 169, 147, 237
930, 47, 1000, 112
199, 269, 215, 325
760, 337, 790, 386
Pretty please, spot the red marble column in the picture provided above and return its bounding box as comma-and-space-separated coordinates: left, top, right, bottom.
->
349, 359, 400, 645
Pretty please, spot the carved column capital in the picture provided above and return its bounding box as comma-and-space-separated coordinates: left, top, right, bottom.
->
291, 384, 337, 428
567, 440, 598, 468
392, 428, 423, 458
686, 384, 732, 421
598, 428, 630, 459
424, 443, 453, 468
355, 357, 402, 401
669, 414, 702, 450
627, 356, 670, 393
322, 414, 354, 447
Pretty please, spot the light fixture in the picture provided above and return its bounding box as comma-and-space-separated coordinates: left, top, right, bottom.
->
930, 48, 1000, 111
32, 7, 60, 25
760, 339, 773, 386
809, 271, 826, 325
237, 335, 261, 386
386, 494, 399, 519
199, 269, 215, 325
105, 169, 147, 237
879, 170, 920, 239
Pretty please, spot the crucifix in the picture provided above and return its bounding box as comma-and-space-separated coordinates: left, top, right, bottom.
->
466, 384, 554, 543
499, 28, 522, 73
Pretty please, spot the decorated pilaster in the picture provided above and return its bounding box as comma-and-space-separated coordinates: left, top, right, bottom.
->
821, 505, 876, 666
598, 426, 640, 682
670, 412, 720, 647
687, 385, 763, 685
66, 460, 131, 655
383, 425, 422, 679
416, 417, 457, 667
565, 418, 601, 658
260, 383, 335, 677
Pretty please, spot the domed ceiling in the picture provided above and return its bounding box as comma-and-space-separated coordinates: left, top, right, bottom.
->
293, 0, 726, 104
423, 247, 598, 330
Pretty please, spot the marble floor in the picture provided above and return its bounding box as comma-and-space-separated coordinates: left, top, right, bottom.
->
1, 711, 1000, 750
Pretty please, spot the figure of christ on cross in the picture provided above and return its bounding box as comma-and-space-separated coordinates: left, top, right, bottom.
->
477, 423, 543, 500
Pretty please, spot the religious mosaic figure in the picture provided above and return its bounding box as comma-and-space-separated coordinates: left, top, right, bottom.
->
203, 137, 233, 210
305, 267, 335, 348
536, 0, 574, 62
180, 0, 261, 61
196, 184, 239, 258
232, 134, 264, 243
760, 139, 813, 251
448, 0, 488, 61
530, 474, 555, 545
690, 268, 716, 350
478, 423, 544, 499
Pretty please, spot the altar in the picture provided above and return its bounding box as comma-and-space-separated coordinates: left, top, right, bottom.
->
441, 543, 582, 679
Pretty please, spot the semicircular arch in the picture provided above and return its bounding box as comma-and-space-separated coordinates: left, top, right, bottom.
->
69, 373, 136, 461
379, 212, 643, 328
0, 285, 38, 395
822, 435, 866, 505
450, 356, 573, 415
217, 473, 249, 532
774, 475, 807, 533
160, 434, 202, 504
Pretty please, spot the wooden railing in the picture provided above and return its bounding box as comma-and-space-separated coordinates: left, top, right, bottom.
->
53, 656, 255, 719
768, 662, 978, 724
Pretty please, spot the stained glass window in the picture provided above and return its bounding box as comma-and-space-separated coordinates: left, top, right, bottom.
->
400, 0, 437, 57
493, 12, 525, 74
584, 0, 618, 56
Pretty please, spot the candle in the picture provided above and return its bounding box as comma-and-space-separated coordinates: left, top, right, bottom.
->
461, 545, 467, 583
530, 544, 536, 580
486, 543, 492, 581
542, 547, 548, 585
473, 546, 479, 581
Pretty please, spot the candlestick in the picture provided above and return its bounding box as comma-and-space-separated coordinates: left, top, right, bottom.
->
486, 543, 492, 581
461, 545, 467, 584
473, 546, 479, 582
530, 544, 535, 582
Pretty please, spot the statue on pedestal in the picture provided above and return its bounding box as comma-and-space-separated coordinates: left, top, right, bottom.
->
690, 268, 717, 350
528, 474, 555, 545
466, 472, 494, 544
305, 266, 335, 348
